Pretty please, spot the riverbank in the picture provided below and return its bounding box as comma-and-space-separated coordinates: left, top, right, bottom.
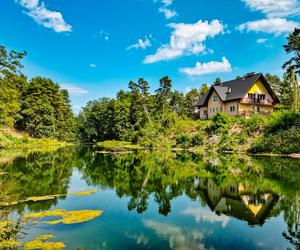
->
96, 110, 300, 156
0, 128, 71, 150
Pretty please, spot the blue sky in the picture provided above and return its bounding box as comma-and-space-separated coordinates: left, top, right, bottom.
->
0, 0, 299, 113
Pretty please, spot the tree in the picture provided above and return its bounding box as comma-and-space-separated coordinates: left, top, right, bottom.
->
199, 83, 209, 97
155, 76, 173, 119
17, 77, 75, 140
213, 77, 221, 86
0, 45, 27, 127
283, 28, 300, 76
185, 88, 200, 119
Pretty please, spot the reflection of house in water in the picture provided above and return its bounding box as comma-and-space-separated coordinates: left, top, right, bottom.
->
196, 178, 278, 226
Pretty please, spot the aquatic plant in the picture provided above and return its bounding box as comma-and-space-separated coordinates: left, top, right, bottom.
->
23, 209, 103, 225
24, 234, 65, 249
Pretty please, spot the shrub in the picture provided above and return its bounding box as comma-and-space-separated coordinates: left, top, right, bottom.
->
210, 113, 233, 133
191, 133, 204, 146
250, 128, 300, 154
266, 110, 300, 134
240, 114, 266, 135
218, 134, 237, 151
176, 134, 191, 149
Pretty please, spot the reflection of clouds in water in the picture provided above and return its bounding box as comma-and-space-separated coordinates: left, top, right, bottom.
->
182, 207, 230, 228
124, 232, 149, 246
143, 219, 207, 250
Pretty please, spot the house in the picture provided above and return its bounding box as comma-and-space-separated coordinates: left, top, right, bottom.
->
195, 73, 280, 119
195, 178, 278, 225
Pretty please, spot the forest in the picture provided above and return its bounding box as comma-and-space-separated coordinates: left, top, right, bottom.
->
0, 28, 300, 154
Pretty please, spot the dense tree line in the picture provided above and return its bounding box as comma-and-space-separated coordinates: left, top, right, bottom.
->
0, 45, 76, 141
77, 77, 209, 142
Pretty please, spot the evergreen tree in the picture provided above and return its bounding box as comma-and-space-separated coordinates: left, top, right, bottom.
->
155, 76, 173, 119
283, 28, 300, 75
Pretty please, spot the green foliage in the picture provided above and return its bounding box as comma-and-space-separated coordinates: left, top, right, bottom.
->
0, 45, 75, 143
251, 129, 300, 154
266, 110, 300, 133
210, 112, 233, 133
240, 114, 266, 135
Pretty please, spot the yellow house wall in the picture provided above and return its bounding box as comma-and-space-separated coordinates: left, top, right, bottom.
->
239, 79, 274, 113
207, 90, 222, 119
246, 79, 274, 101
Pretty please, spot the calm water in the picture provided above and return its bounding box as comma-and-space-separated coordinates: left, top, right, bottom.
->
0, 146, 299, 250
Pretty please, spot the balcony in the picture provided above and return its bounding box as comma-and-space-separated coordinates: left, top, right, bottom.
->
240, 97, 273, 105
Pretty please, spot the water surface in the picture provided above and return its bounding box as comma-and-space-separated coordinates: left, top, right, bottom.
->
0, 146, 299, 250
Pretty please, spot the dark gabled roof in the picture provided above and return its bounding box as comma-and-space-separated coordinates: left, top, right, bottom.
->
196, 73, 280, 107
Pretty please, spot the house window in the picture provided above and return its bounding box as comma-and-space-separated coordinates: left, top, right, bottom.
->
213, 108, 215, 112
258, 94, 265, 100
213, 96, 218, 102
230, 106, 235, 112
204, 110, 207, 115
248, 93, 256, 99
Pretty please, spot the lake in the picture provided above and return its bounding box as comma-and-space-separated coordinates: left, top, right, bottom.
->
0, 146, 299, 250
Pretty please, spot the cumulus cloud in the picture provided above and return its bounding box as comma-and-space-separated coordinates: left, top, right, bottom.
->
62, 84, 88, 95
16, 0, 72, 33
144, 19, 224, 64
182, 207, 230, 228
143, 219, 206, 250
89, 64, 96, 68
242, 0, 300, 18
238, 18, 299, 35
127, 35, 152, 50
179, 57, 232, 77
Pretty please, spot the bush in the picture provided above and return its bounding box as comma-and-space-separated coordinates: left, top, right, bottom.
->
219, 134, 237, 151
210, 113, 233, 133
191, 133, 204, 146
176, 134, 191, 149
250, 128, 300, 154
240, 114, 266, 135
266, 110, 300, 134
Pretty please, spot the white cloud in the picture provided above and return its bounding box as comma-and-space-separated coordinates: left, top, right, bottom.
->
16, 0, 72, 33
143, 220, 206, 250
18, 0, 39, 9
154, 0, 177, 19
89, 64, 96, 68
238, 18, 299, 35
127, 35, 152, 50
256, 38, 267, 43
182, 207, 230, 228
159, 7, 177, 19
242, 0, 300, 18
179, 57, 232, 77
144, 19, 224, 64
161, 0, 173, 6
62, 84, 88, 95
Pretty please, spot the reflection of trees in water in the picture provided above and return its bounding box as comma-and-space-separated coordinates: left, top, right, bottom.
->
1, 147, 300, 248
0, 146, 82, 212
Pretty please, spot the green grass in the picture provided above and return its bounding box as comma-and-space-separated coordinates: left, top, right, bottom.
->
0, 128, 71, 150
96, 140, 142, 151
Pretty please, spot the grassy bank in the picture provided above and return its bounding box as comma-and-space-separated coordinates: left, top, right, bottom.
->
0, 128, 71, 150
97, 110, 300, 155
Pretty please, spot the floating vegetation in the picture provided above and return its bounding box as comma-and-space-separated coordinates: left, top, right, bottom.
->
23, 209, 103, 225
69, 189, 98, 196
24, 234, 65, 250
0, 239, 22, 248
0, 189, 99, 207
